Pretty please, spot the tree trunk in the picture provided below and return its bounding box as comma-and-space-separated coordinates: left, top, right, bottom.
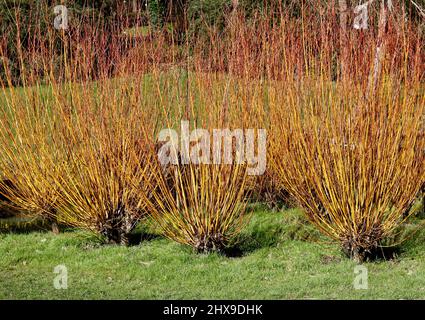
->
232, 0, 239, 12
410, 0, 425, 19
106, 230, 130, 246
100, 208, 136, 246
339, 0, 350, 80
339, 0, 349, 28
368, 0, 391, 97
51, 221, 60, 235
46, 215, 60, 234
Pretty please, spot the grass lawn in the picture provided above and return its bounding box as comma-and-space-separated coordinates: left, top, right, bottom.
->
1, 205, 425, 300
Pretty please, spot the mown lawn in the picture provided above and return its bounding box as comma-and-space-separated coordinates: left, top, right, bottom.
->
1, 205, 425, 300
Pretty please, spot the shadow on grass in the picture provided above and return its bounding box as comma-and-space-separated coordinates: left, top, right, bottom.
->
0, 211, 162, 241
0, 216, 68, 234
127, 231, 161, 246
385, 216, 425, 260
372, 246, 401, 261
223, 208, 322, 258
125, 220, 163, 246
342, 246, 401, 263
0, 214, 162, 248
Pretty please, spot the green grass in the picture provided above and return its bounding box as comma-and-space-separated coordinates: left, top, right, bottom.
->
1, 206, 425, 300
